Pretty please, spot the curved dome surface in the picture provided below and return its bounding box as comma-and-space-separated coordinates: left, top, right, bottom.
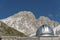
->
36, 24, 54, 36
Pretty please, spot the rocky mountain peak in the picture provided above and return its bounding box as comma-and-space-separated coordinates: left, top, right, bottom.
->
0, 11, 60, 37
1, 11, 37, 36
37, 16, 59, 28
11, 11, 35, 18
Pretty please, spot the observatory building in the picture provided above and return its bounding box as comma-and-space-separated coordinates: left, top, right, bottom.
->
36, 24, 54, 37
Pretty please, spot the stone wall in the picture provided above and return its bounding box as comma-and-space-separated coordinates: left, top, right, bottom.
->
0, 36, 60, 40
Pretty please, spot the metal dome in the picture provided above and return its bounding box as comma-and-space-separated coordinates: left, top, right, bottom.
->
36, 24, 54, 37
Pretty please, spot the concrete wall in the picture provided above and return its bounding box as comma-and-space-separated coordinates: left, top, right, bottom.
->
0, 36, 60, 40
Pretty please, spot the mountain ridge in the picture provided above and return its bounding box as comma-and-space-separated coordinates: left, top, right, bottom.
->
0, 11, 60, 37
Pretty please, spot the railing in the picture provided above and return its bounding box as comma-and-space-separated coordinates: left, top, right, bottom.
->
0, 36, 60, 40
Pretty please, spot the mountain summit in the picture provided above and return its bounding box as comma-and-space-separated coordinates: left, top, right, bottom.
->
1, 11, 60, 37
1, 11, 37, 36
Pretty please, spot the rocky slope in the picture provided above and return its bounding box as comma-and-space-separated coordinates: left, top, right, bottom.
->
37, 16, 59, 28
1, 11, 60, 37
1, 11, 37, 36
0, 21, 26, 37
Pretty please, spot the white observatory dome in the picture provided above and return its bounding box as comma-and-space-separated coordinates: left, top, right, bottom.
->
36, 24, 54, 37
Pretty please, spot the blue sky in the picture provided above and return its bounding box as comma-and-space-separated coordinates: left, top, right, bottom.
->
0, 0, 60, 22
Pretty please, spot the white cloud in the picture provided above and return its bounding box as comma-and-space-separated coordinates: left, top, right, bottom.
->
48, 14, 53, 17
